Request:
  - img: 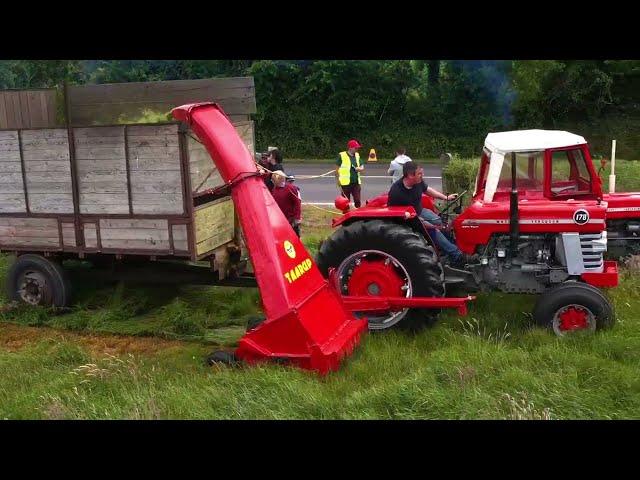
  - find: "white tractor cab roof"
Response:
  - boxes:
[480,129,588,203]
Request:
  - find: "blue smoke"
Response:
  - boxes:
[452,60,516,127]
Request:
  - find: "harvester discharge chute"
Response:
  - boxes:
[171,103,367,374]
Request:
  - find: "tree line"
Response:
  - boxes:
[1,60,638,158]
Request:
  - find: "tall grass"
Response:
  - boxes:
[2,279,640,419]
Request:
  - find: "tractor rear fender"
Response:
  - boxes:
[331,206,439,251]
[331,206,417,228]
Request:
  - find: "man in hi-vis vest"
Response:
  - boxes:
[335,139,365,208]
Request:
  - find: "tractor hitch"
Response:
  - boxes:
[339,295,476,316]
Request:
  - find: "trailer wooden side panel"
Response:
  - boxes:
[83,223,98,248]
[67,77,256,127]
[0,120,251,263]
[98,218,171,250]
[0,130,27,213]
[194,197,235,257]
[172,224,189,252]
[62,222,76,247]
[0,89,57,129]
[0,217,60,247]
[189,120,254,195]
[127,124,184,215]
[21,129,74,214]
[75,126,129,214]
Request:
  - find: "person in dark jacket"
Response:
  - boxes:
[259,148,285,191]
[271,170,302,237]
[268,148,284,173]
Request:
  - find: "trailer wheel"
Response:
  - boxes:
[6,254,72,308]
[317,219,445,332]
[533,281,614,336]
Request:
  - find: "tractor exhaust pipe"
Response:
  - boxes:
[510,151,519,257]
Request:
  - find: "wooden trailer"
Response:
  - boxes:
[0,78,257,307]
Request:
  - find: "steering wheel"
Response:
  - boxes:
[439,190,468,215]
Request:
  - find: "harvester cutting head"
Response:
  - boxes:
[171,102,367,374]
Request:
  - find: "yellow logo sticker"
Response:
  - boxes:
[284,240,296,259]
[284,258,313,284]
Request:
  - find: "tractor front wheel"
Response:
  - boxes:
[533,281,614,336]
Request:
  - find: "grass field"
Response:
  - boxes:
[2,177,640,419]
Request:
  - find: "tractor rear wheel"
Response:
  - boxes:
[533,281,614,336]
[317,219,445,332]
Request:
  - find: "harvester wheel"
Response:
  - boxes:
[206,350,238,367]
[6,254,71,308]
[533,281,615,336]
[317,219,445,332]
[246,315,265,331]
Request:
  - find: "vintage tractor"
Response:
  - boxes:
[318,130,619,336]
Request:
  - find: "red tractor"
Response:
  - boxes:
[318,130,619,336]
[603,192,640,260]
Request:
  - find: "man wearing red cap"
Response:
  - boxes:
[336,139,365,207]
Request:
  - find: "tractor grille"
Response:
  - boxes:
[580,232,607,272]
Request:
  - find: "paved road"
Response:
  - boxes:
[283,163,443,204]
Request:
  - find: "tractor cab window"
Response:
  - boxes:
[497,151,544,192]
[550,148,592,197]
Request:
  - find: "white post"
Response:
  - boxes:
[609,139,617,193]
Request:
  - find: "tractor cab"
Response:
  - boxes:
[453,130,610,258]
[474,130,603,203]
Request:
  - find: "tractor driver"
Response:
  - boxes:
[387,161,477,266]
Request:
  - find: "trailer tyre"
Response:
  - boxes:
[6,254,72,308]
[533,281,614,336]
[317,219,445,332]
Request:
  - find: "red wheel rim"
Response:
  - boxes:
[347,257,405,298]
[554,304,595,333]
[337,250,412,329]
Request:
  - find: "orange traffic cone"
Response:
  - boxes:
[368,148,378,163]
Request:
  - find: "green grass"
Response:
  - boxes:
[1,206,640,419]
[599,159,640,192]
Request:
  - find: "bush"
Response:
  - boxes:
[442,157,479,201]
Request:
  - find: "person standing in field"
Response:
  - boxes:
[335,139,364,208]
[257,148,285,191]
[270,170,302,237]
[388,146,412,183]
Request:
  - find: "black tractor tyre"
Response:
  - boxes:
[316,219,445,332]
[533,281,614,336]
[6,254,72,308]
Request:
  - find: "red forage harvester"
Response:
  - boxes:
[171,103,367,375]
